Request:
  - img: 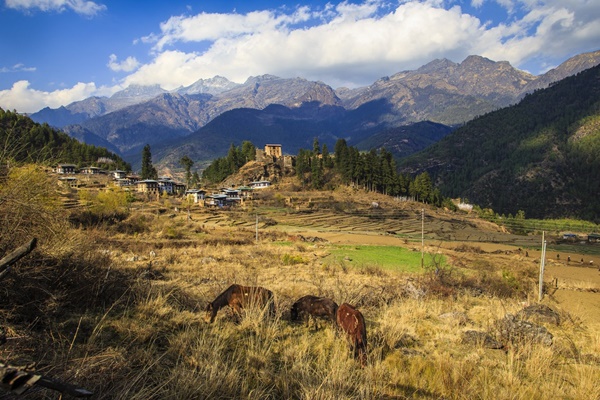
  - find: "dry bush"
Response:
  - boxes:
[0,164,65,255]
[113,213,153,235]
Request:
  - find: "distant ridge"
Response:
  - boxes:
[27,50,600,170]
[399,64,600,222]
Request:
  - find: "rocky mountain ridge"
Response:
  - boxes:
[29,50,600,162]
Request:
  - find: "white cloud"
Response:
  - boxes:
[5,0,106,16]
[126,0,599,90]
[0,80,100,113]
[129,1,487,89]
[3,0,600,113]
[107,54,140,72]
[149,6,314,51]
[0,63,36,73]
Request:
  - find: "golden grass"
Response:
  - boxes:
[2,198,599,399]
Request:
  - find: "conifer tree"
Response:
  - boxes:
[179,155,194,187]
[141,144,158,180]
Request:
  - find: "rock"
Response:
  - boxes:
[495,314,553,347]
[298,235,328,243]
[439,311,469,326]
[404,282,425,300]
[461,330,503,349]
[516,304,560,326]
[201,257,216,264]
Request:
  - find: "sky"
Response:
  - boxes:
[0,0,598,114]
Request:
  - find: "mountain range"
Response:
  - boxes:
[29,50,600,171]
[399,64,600,222]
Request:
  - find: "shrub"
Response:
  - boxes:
[281,253,305,265]
[0,164,65,254]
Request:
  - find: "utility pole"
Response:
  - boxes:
[421,208,424,268]
[539,231,547,301]
[255,213,259,244]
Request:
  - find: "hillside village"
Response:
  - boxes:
[54,143,294,209]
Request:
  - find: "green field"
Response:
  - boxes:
[326,245,445,273]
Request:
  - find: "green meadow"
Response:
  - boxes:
[327,245,445,273]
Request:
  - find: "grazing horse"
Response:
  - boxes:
[205,284,275,323]
[336,303,367,367]
[290,295,338,325]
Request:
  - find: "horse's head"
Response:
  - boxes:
[204,303,215,323]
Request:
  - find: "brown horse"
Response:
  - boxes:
[336,303,367,367]
[290,295,338,325]
[205,284,275,323]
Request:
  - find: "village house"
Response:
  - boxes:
[250,180,271,189]
[113,170,127,179]
[221,188,242,205]
[562,233,578,240]
[114,178,132,188]
[588,233,600,243]
[126,174,141,184]
[185,189,206,204]
[81,166,102,175]
[55,164,77,174]
[137,180,159,195]
[173,182,186,195]
[237,186,254,200]
[158,178,175,194]
[205,194,228,208]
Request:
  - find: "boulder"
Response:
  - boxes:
[516,304,560,326]
[495,314,553,347]
[461,330,503,349]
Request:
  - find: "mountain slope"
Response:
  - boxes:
[0,108,130,170]
[30,85,168,128]
[355,121,453,159]
[520,50,600,95]
[336,55,536,126]
[63,93,213,154]
[399,65,600,222]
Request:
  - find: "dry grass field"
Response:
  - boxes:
[2,184,599,399]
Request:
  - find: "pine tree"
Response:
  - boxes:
[179,155,194,187]
[141,144,158,180]
[241,141,256,162]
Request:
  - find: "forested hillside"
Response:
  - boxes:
[0,108,131,171]
[399,65,600,222]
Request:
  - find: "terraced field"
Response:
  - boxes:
[192,206,546,249]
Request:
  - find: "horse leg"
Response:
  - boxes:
[231,302,243,322]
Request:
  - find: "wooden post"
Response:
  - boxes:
[421,209,424,269]
[255,213,259,244]
[1,362,93,397]
[0,238,37,281]
[538,232,546,301]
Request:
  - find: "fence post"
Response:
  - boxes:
[538,232,546,301]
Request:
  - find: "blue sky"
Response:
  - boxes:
[1,0,598,113]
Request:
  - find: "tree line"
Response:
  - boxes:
[300,138,446,207]
[200,137,450,208]
[0,108,131,171]
[202,141,256,183]
[399,65,600,222]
